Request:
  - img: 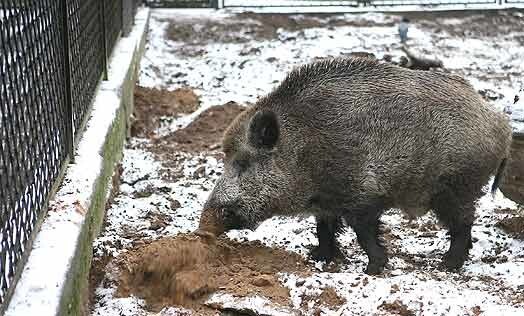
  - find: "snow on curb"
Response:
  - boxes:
[5,8,150,316]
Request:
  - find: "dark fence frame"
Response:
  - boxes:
[0,0,142,313]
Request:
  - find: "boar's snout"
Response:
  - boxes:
[203,188,252,232]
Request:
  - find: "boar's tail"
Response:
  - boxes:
[491,158,507,197]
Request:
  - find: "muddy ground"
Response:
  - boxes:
[91,85,347,315]
[91,9,524,316]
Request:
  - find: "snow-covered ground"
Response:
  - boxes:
[92,8,524,316]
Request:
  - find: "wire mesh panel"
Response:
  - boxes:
[0,0,68,308]
[123,0,134,36]
[123,0,142,36]
[68,0,105,135]
[0,0,141,312]
[105,0,123,57]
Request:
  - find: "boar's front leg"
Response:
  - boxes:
[345,211,387,275]
[310,215,343,262]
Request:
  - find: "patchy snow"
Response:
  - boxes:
[138,9,523,131]
[206,292,294,315]
[221,1,524,13]
[93,8,524,316]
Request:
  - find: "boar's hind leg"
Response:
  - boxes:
[310,215,343,262]
[345,211,387,275]
[432,190,475,271]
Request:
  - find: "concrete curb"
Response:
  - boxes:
[5,8,150,316]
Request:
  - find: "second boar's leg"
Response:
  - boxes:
[345,210,387,275]
[311,215,343,262]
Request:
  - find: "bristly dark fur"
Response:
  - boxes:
[206,56,513,275]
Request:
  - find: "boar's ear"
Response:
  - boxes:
[248,110,279,149]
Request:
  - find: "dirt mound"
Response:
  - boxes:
[132,86,200,137]
[198,208,225,236]
[154,101,245,153]
[116,234,311,313]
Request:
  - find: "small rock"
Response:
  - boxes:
[239,47,261,56]
[390,284,400,294]
[208,143,221,150]
[295,279,306,287]
[172,71,186,78]
[170,199,181,209]
[251,275,272,287]
[149,219,167,231]
[481,255,497,264]
[193,166,206,179]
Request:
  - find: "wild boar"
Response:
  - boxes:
[201,57,512,274]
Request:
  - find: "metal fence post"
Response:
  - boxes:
[101,0,108,80]
[61,0,74,159]
[121,0,124,35]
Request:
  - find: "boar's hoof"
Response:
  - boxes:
[309,244,344,263]
[365,258,387,275]
[440,253,466,271]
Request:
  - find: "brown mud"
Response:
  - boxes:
[131,86,200,137]
[166,13,396,47]
[116,234,312,313]
[154,101,245,154]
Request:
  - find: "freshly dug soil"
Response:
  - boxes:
[131,86,200,137]
[198,208,225,236]
[154,101,245,153]
[116,234,312,313]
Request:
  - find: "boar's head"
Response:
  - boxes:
[203,106,310,232]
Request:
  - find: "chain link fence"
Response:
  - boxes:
[0,0,142,312]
